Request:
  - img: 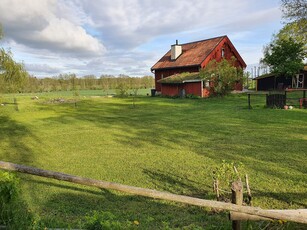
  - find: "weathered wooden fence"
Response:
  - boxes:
[0,161,306,225]
[247,89,307,109]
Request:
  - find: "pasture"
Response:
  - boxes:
[0,90,306,229]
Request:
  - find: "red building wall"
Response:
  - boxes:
[184,82,202,96]
[200,37,245,69]
[161,82,203,97]
[234,82,243,91]
[155,66,199,92]
[161,84,181,96]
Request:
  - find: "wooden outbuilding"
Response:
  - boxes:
[254,67,307,91]
[151,35,246,97]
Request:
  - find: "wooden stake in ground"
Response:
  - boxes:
[231,181,243,230]
[245,174,252,205]
[213,179,220,200]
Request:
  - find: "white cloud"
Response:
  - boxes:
[0,0,105,57]
[0,0,54,25]
[25,63,62,75]
[38,18,105,55]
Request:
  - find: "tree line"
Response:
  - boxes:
[5,74,155,94]
[0,65,154,94]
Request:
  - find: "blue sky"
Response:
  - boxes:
[0,0,284,78]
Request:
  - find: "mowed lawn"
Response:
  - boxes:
[0,91,307,229]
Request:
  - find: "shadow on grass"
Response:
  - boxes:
[252,189,307,208]
[0,115,39,165]
[25,178,229,229]
[143,169,211,199]
[35,98,201,151]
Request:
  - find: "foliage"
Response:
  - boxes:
[100,75,113,95]
[261,0,306,77]
[275,20,307,54]
[186,94,200,99]
[0,171,40,229]
[279,0,307,54]
[261,38,305,77]
[0,48,29,93]
[15,74,154,94]
[84,211,130,230]
[281,0,307,22]
[0,24,29,94]
[211,161,245,199]
[243,71,256,90]
[116,82,129,97]
[0,171,19,203]
[158,72,201,84]
[200,57,243,96]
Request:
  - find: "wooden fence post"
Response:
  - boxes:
[248,94,251,109]
[14,98,19,111]
[232,181,243,230]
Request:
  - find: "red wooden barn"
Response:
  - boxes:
[151,35,246,97]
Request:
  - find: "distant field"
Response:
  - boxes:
[0,91,306,229]
[1,88,152,98]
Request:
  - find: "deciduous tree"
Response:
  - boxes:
[281,0,307,22]
[200,57,242,96]
[275,21,306,53]
[279,0,307,52]
[0,24,29,93]
[261,38,304,77]
[0,48,28,93]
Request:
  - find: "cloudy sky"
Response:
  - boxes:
[0,0,283,77]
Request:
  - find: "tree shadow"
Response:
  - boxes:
[25,177,230,229]
[35,98,197,151]
[0,115,40,165]
[143,168,211,199]
[252,189,307,208]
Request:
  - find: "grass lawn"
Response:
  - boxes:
[0,90,307,229]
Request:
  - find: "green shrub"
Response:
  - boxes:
[0,171,40,229]
[115,83,129,97]
[186,94,200,99]
[84,211,130,230]
[211,161,245,200]
[0,172,19,203]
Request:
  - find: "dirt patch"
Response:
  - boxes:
[44,98,78,104]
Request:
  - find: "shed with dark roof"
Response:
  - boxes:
[254,66,307,91]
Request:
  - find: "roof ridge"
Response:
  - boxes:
[178,35,227,46]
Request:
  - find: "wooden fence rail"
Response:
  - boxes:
[0,161,306,224]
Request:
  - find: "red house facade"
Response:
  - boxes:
[151,36,246,97]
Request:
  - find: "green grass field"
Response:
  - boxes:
[0,90,307,229]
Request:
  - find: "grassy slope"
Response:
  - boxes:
[0,91,306,228]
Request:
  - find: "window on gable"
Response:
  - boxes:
[222,48,225,58]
